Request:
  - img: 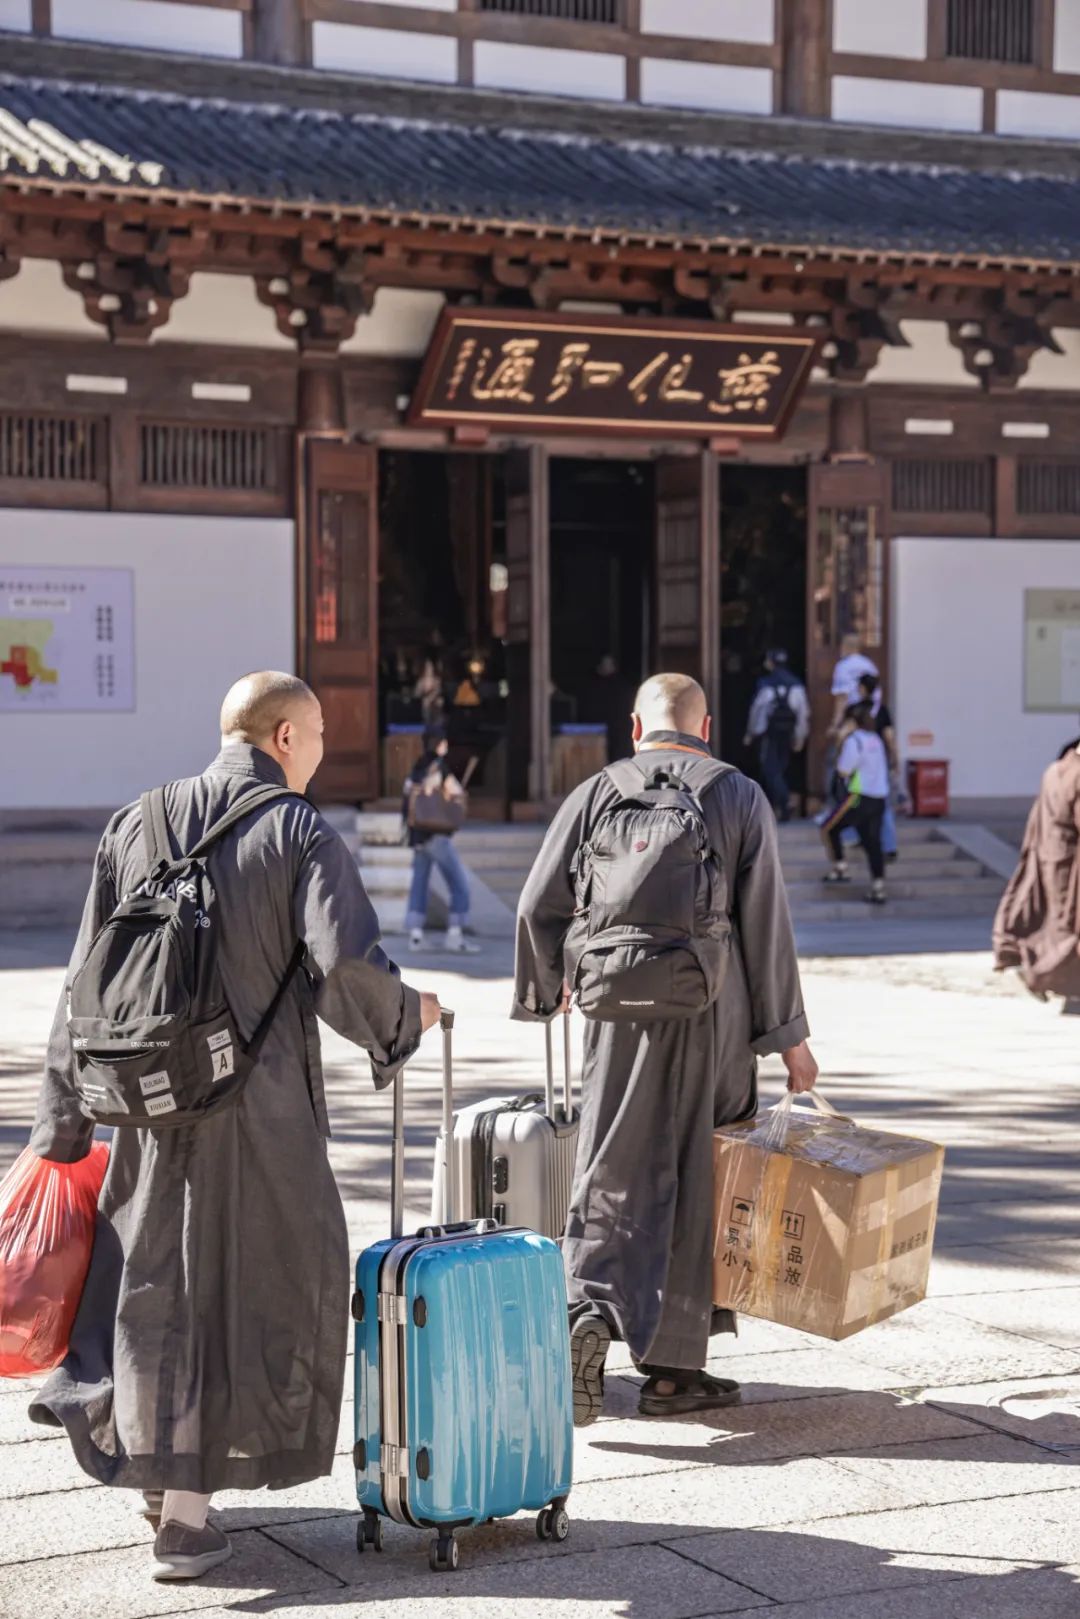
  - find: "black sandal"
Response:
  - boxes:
[570,1314,611,1427]
[638,1372,741,1417]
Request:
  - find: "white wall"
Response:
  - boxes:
[51,0,243,57]
[0,511,294,809]
[0,0,31,32]
[474,41,625,99]
[833,0,927,59]
[1054,0,1080,72]
[312,21,457,82]
[641,58,772,114]
[641,0,773,45]
[866,320,979,388]
[997,88,1080,140]
[832,75,983,131]
[893,536,1080,800]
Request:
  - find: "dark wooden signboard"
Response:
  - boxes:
[409,309,818,440]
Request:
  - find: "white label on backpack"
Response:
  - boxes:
[211,1043,235,1081]
[620,1000,655,1006]
[139,1070,171,1098]
[206,1030,232,1053]
[144,1093,177,1117]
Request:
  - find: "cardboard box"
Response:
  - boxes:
[713,1102,944,1340]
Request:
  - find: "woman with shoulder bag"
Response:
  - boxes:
[403,728,481,954]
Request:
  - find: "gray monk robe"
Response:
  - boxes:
[29,742,420,1494]
[513,732,808,1372]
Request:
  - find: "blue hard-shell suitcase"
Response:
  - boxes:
[353,1009,574,1571]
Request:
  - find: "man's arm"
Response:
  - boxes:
[512,777,597,1022]
[733,780,815,1088]
[30,827,121,1162]
[793,685,812,752]
[294,823,435,1088]
[744,688,771,747]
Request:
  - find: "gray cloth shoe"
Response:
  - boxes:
[151,1520,232,1582]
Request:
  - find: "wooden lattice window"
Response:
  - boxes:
[0,412,101,484]
[139,423,278,491]
[1017,459,1080,516]
[479,0,622,20]
[892,458,993,514]
[946,0,1034,63]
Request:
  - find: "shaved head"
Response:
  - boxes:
[633,673,708,737]
[220,671,316,745]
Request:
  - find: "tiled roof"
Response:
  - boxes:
[3,71,1080,265]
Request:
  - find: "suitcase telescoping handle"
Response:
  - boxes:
[544,1013,575,1124]
[390,1006,456,1240]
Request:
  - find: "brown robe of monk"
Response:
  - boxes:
[993,748,1080,999]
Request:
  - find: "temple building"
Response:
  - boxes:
[3,0,1080,818]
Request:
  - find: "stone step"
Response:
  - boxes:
[790,893,1000,921]
[781,857,983,883]
[786,874,1005,903]
[782,839,962,865]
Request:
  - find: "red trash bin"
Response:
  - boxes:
[907,759,949,817]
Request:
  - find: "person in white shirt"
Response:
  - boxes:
[829,634,879,735]
[820,700,890,904]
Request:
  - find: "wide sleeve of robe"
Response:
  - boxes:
[294,821,422,1088]
[512,777,600,1023]
[30,818,123,1164]
[732,779,810,1057]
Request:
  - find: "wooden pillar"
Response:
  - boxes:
[505,444,551,808]
[252,0,305,66]
[780,0,830,119]
[699,448,722,745]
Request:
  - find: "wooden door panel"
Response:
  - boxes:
[303,439,378,803]
[654,454,721,732]
[505,446,550,805]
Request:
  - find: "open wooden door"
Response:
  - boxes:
[654,452,721,738]
[302,439,379,802]
[505,444,550,808]
[806,460,888,795]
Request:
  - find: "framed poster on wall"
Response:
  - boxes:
[0,566,135,712]
[1024,588,1080,713]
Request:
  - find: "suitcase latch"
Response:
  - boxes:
[377,1292,407,1326]
[380,1443,409,1478]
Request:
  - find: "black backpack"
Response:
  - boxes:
[564,756,733,1022]
[766,679,798,740]
[66,784,305,1129]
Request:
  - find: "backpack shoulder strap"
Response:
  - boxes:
[602,757,650,799]
[142,784,305,877]
[186,785,304,861]
[140,787,174,876]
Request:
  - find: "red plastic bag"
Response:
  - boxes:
[0,1143,108,1378]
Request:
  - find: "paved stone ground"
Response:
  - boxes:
[1,924,1078,1617]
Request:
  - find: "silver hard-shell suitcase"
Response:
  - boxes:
[430,1016,580,1239]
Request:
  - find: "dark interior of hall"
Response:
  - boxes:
[719,464,808,783]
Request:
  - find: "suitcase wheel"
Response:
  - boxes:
[356,1508,383,1554]
[536,1505,570,1543]
[429,1532,459,1573]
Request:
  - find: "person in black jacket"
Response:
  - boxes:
[402,728,480,954]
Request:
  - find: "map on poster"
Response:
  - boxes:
[1024,588,1080,712]
[0,566,135,711]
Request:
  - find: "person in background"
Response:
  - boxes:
[829,632,879,736]
[414,656,444,730]
[994,740,1080,1005]
[821,698,890,905]
[841,673,902,861]
[583,653,635,762]
[403,728,480,955]
[743,649,810,822]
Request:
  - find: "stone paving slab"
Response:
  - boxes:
[1,1485,167,1566]
[671,1488,1080,1599]
[936,1284,1080,1351]
[925,1240,1080,1299]
[920,1375,1080,1452]
[0,1528,339,1619]
[167,1541,772,1619]
[837,1304,1080,1385]
[0,1390,60,1445]
[0,1435,97,1499]
[932,1197,1079,1247]
[827,1429,1080,1506]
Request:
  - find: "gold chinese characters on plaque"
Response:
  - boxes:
[408,311,819,439]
